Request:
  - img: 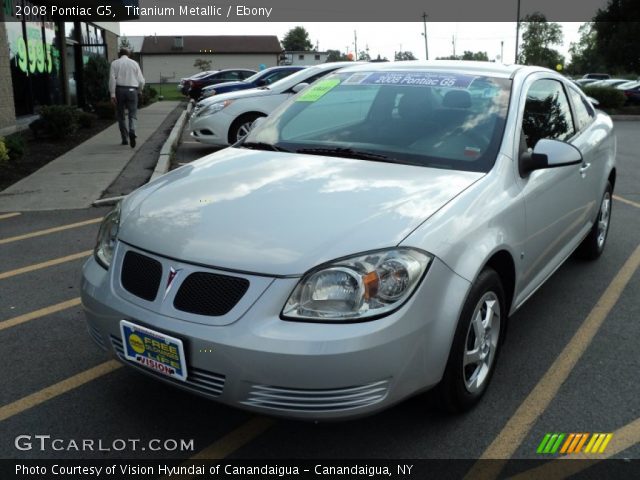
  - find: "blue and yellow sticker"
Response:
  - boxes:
[120,320,187,381]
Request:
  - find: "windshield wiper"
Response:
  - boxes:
[241,141,290,153]
[296,147,421,166]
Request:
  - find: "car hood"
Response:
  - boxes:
[119,148,483,276]
[202,80,248,92]
[196,87,272,107]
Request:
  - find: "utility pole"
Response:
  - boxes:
[354,30,358,61]
[500,40,504,63]
[422,12,429,60]
[452,35,456,57]
[515,0,521,63]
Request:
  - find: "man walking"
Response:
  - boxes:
[109,48,145,148]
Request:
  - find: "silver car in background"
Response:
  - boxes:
[83,62,615,420]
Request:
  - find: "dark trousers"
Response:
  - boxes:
[116,86,138,141]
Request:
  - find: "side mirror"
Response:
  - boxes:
[291,83,309,94]
[519,139,583,177]
[251,117,266,130]
[256,79,267,87]
[586,96,599,107]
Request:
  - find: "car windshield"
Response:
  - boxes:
[244,70,511,172]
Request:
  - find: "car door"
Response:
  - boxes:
[565,85,604,221]
[515,76,594,300]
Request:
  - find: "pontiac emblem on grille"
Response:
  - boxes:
[164,267,181,300]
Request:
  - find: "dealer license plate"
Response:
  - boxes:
[120,320,187,381]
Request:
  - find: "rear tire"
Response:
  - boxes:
[228,113,264,144]
[576,181,613,260]
[437,268,506,413]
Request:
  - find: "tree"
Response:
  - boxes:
[193,58,212,72]
[394,51,417,61]
[83,55,110,106]
[282,26,313,51]
[326,49,349,62]
[461,51,489,61]
[371,54,389,62]
[357,49,371,61]
[436,51,489,61]
[519,13,565,70]
[593,0,640,73]
[567,23,604,75]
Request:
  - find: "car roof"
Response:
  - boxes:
[335,60,524,79]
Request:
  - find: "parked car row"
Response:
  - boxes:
[190,62,355,145]
[573,76,640,105]
[86,61,616,420]
[200,66,305,99]
[178,69,256,99]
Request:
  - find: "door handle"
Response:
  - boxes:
[579,163,591,176]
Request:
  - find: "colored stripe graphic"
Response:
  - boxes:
[539,433,613,454]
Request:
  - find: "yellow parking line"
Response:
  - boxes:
[158,417,276,480]
[0,360,122,422]
[0,212,21,220]
[0,250,92,280]
[465,243,640,480]
[613,195,640,209]
[0,298,81,332]
[509,417,640,479]
[0,217,102,245]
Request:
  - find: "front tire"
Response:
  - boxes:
[438,268,505,412]
[576,181,613,260]
[228,113,264,144]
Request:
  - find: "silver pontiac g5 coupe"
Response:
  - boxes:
[82,62,616,420]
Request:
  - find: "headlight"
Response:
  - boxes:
[202,100,232,116]
[94,203,121,269]
[282,248,431,322]
[203,89,216,98]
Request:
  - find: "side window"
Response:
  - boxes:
[265,70,291,84]
[568,87,595,132]
[304,70,336,85]
[522,79,575,149]
[222,72,240,81]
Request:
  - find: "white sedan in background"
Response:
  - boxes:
[189,62,354,146]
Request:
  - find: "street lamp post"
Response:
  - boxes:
[515,0,521,63]
[422,12,429,60]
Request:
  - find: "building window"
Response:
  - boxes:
[5,3,64,116]
[315,54,321,60]
[298,54,304,60]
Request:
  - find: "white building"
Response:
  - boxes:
[139,35,282,84]
[279,51,329,66]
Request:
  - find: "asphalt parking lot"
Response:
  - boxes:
[0,122,638,476]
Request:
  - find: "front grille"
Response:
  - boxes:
[173,272,249,316]
[121,251,162,302]
[110,336,225,397]
[243,380,389,412]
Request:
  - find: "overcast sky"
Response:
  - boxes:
[121,22,583,64]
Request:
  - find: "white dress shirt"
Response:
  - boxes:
[109,55,145,97]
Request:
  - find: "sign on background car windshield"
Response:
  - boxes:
[345,71,476,88]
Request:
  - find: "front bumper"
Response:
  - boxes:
[81,245,470,420]
[188,110,232,146]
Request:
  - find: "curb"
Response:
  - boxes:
[91,102,192,207]
[149,101,193,182]
[149,111,183,182]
